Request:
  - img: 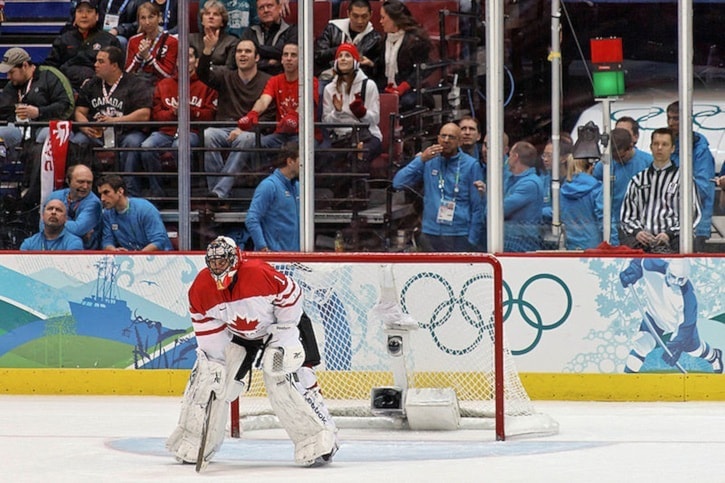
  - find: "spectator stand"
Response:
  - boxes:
[0,0,67,68]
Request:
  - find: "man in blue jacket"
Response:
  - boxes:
[503,141,544,252]
[245,143,300,251]
[393,123,483,252]
[44,164,102,250]
[667,101,716,252]
[20,199,84,251]
[97,174,172,251]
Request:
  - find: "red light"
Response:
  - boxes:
[590,37,623,64]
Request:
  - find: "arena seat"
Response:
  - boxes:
[285,1,332,39]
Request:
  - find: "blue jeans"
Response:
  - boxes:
[0,124,49,160]
[141,131,200,196]
[204,127,256,197]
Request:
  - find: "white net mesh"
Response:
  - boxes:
[236,255,557,436]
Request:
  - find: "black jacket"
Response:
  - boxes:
[313,18,383,78]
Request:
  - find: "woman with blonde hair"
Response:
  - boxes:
[559,156,604,250]
[189,0,239,69]
[125,2,178,84]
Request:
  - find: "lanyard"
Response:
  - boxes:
[438,157,461,202]
[161,0,170,29]
[106,0,132,15]
[18,77,32,103]
[102,74,122,104]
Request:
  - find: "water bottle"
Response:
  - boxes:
[334,231,344,252]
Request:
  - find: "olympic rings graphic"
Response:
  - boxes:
[503,274,572,355]
[400,272,492,355]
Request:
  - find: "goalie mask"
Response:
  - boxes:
[665,259,690,287]
[205,236,241,290]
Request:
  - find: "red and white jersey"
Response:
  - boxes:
[188,259,303,361]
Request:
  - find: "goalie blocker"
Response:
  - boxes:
[166,236,338,468]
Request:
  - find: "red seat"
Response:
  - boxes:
[285,1,333,39]
[189,1,200,34]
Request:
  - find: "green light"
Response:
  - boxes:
[592,70,625,97]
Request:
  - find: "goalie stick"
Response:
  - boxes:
[196,347,257,472]
[195,391,216,473]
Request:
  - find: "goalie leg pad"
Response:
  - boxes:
[166,347,247,463]
[263,368,338,466]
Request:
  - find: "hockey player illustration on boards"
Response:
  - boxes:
[619,258,722,374]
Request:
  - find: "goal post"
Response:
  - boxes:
[229,252,557,441]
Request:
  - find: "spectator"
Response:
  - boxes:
[72,46,152,196]
[314,0,383,80]
[190,0,240,70]
[43,164,103,250]
[140,45,217,199]
[593,127,650,246]
[20,199,84,251]
[245,143,300,251]
[503,141,544,252]
[560,157,603,250]
[620,128,701,253]
[45,0,122,92]
[215,0,259,38]
[97,174,172,251]
[319,43,381,200]
[0,47,74,160]
[198,38,273,200]
[614,115,653,165]
[239,0,298,75]
[68,0,179,47]
[236,43,319,170]
[666,101,716,251]
[125,2,178,85]
[392,122,483,252]
[377,0,431,113]
[110,0,179,41]
[458,116,482,164]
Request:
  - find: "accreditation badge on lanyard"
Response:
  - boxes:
[103,13,120,31]
[437,199,456,225]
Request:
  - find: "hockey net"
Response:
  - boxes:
[231,252,557,440]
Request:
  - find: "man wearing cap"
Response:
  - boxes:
[0,47,75,161]
[44,0,122,91]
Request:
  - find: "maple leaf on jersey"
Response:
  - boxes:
[232,315,259,332]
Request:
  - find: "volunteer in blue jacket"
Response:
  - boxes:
[393,122,483,252]
[503,141,544,252]
[20,199,84,251]
[245,143,300,251]
[560,157,604,250]
[97,174,172,251]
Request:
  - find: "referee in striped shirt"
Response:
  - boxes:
[619,127,701,253]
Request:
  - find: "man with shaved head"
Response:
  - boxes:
[20,199,84,251]
[393,122,484,252]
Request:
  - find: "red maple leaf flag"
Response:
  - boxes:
[232,315,259,332]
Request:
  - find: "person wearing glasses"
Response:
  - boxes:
[392,123,483,252]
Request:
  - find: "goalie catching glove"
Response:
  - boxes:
[263,324,305,377]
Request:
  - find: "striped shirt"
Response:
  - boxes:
[620,161,701,238]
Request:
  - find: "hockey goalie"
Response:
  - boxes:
[167,236,339,469]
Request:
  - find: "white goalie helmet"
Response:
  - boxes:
[205,236,242,290]
[665,259,690,287]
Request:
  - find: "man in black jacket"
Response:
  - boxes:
[45,0,122,91]
[314,0,382,80]
[0,47,75,158]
